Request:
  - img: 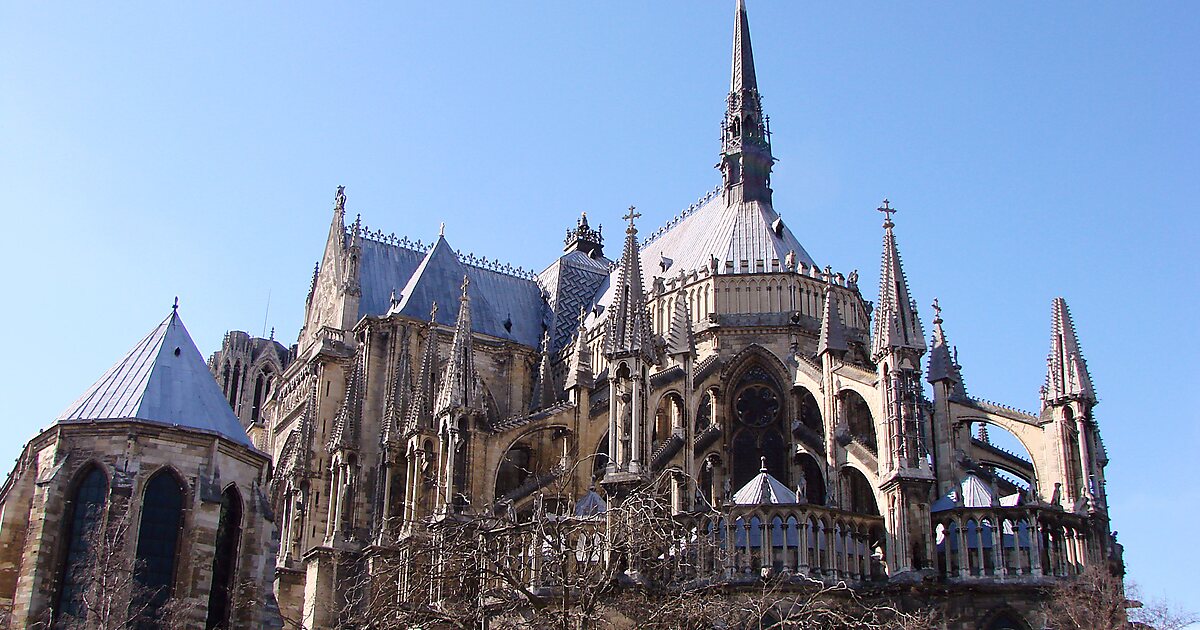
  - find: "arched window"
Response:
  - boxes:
[592,431,610,482]
[495,444,533,501]
[134,470,185,624]
[205,487,243,629]
[55,465,109,621]
[729,365,788,489]
[251,374,265,422]
[794,453,826,505]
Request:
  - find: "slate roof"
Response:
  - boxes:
[57,310,254,447]
[930,474,1020,513]
[731,465,798,505]
[538,249,609,352]
[358,234,547,348]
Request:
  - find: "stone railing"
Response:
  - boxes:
[930,506,1098,581]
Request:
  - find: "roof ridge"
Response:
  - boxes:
[353,222,539,281]
[640,185,723,248]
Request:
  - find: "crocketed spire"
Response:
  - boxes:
[1043,297,1096,404]
[406,304,440,432]
[817,287,849,357]
[603,208,656,363]
[381,332,412,450]
[927,298,967,397]
[564,310,594,391]
[665,285,694,357]
[719,0,774,203]
[326,351,364,453]
[435,276,486,418]
[871,200,925,360]
[529,328,558,411]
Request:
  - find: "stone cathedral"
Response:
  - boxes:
[207,2,1119,628]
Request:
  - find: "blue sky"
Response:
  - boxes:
[2,0,1197,611]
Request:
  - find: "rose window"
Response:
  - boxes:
[734,385,779,428]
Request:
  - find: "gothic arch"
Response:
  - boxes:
[978,607,1032,630]
[490,424,571,504]
[134,467,188,622]
[839,389,876,454]
[840,465,880,516]
[721,344,791,386]
[958,415,1044,486]
[726,350,791,489]
[54,462,110,621]
[206,484,244,629]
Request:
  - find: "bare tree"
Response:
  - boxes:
[318,467,939,630]
[1042,564,1196,630]
[42,504,194,630]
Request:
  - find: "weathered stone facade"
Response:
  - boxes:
[241,2,1120,628]
[0,312,281,629]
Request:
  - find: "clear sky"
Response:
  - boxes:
[2,0,1197,612]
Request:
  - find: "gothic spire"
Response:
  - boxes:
[1042,297,1095,404]
[871,200,926,360]
[817,287,849,357]
[564,310,594,391]
[530,328,558,411]
[406,304,440,432]
[603,208,656,363]
[731,0,758,95]
[665,284,694,357]
[381,331,412,449]
[927,298,966,396]
[326,351,364,453]
[719,0,773,203]
[435,276,485,418]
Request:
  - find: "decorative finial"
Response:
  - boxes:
[172,296,179,313]
[439,222,445,237]
[759,456,767,473]
[623,205,641,233]
[877,198,897,226]
[430,301,439,322]
[269,327,275,340]
[931,298,942,324]
[460,274,470,297]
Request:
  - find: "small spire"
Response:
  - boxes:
[604,206,656,363]
[977,422,990,444]
[817,286,849,357]
[871,200,925,359]
[1043,297,1096,404]
[927,298,966,395]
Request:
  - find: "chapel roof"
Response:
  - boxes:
[57,307,254,448]
[731,463,798,505]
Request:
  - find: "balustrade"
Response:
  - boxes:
[931,506,1095,581]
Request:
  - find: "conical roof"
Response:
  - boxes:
[57,308,253,447]
[1043,297,1095,403]
[731,461,797,505]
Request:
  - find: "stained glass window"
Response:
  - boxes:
[134,471,184,627]
[205,487,242,629]
[56,465,108,620]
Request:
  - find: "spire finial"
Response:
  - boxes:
[931,298,942,324]
[759,456,767,473]
[878,199,896,227]
[460,274,470,299]
[430,301,439,323]
[172,296,179,313]
[439,222,445,237]
[334,185,346,213]
[623,206,641,233]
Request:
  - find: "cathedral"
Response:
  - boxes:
[0,1,1120,629]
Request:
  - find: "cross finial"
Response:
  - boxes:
[759,456,767,473]
[430,301,439,322]
[439,222,445,237]
[877,198,897,226]
[172,296,179,313]
[623,205,641,232]
[931,298,942,323]
[460,274,471,297]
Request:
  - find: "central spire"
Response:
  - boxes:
[719,0,774,204]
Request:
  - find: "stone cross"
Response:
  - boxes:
[877,198,896,223]
[623,206,641,231]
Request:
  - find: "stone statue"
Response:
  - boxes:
[784,250,796,271]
